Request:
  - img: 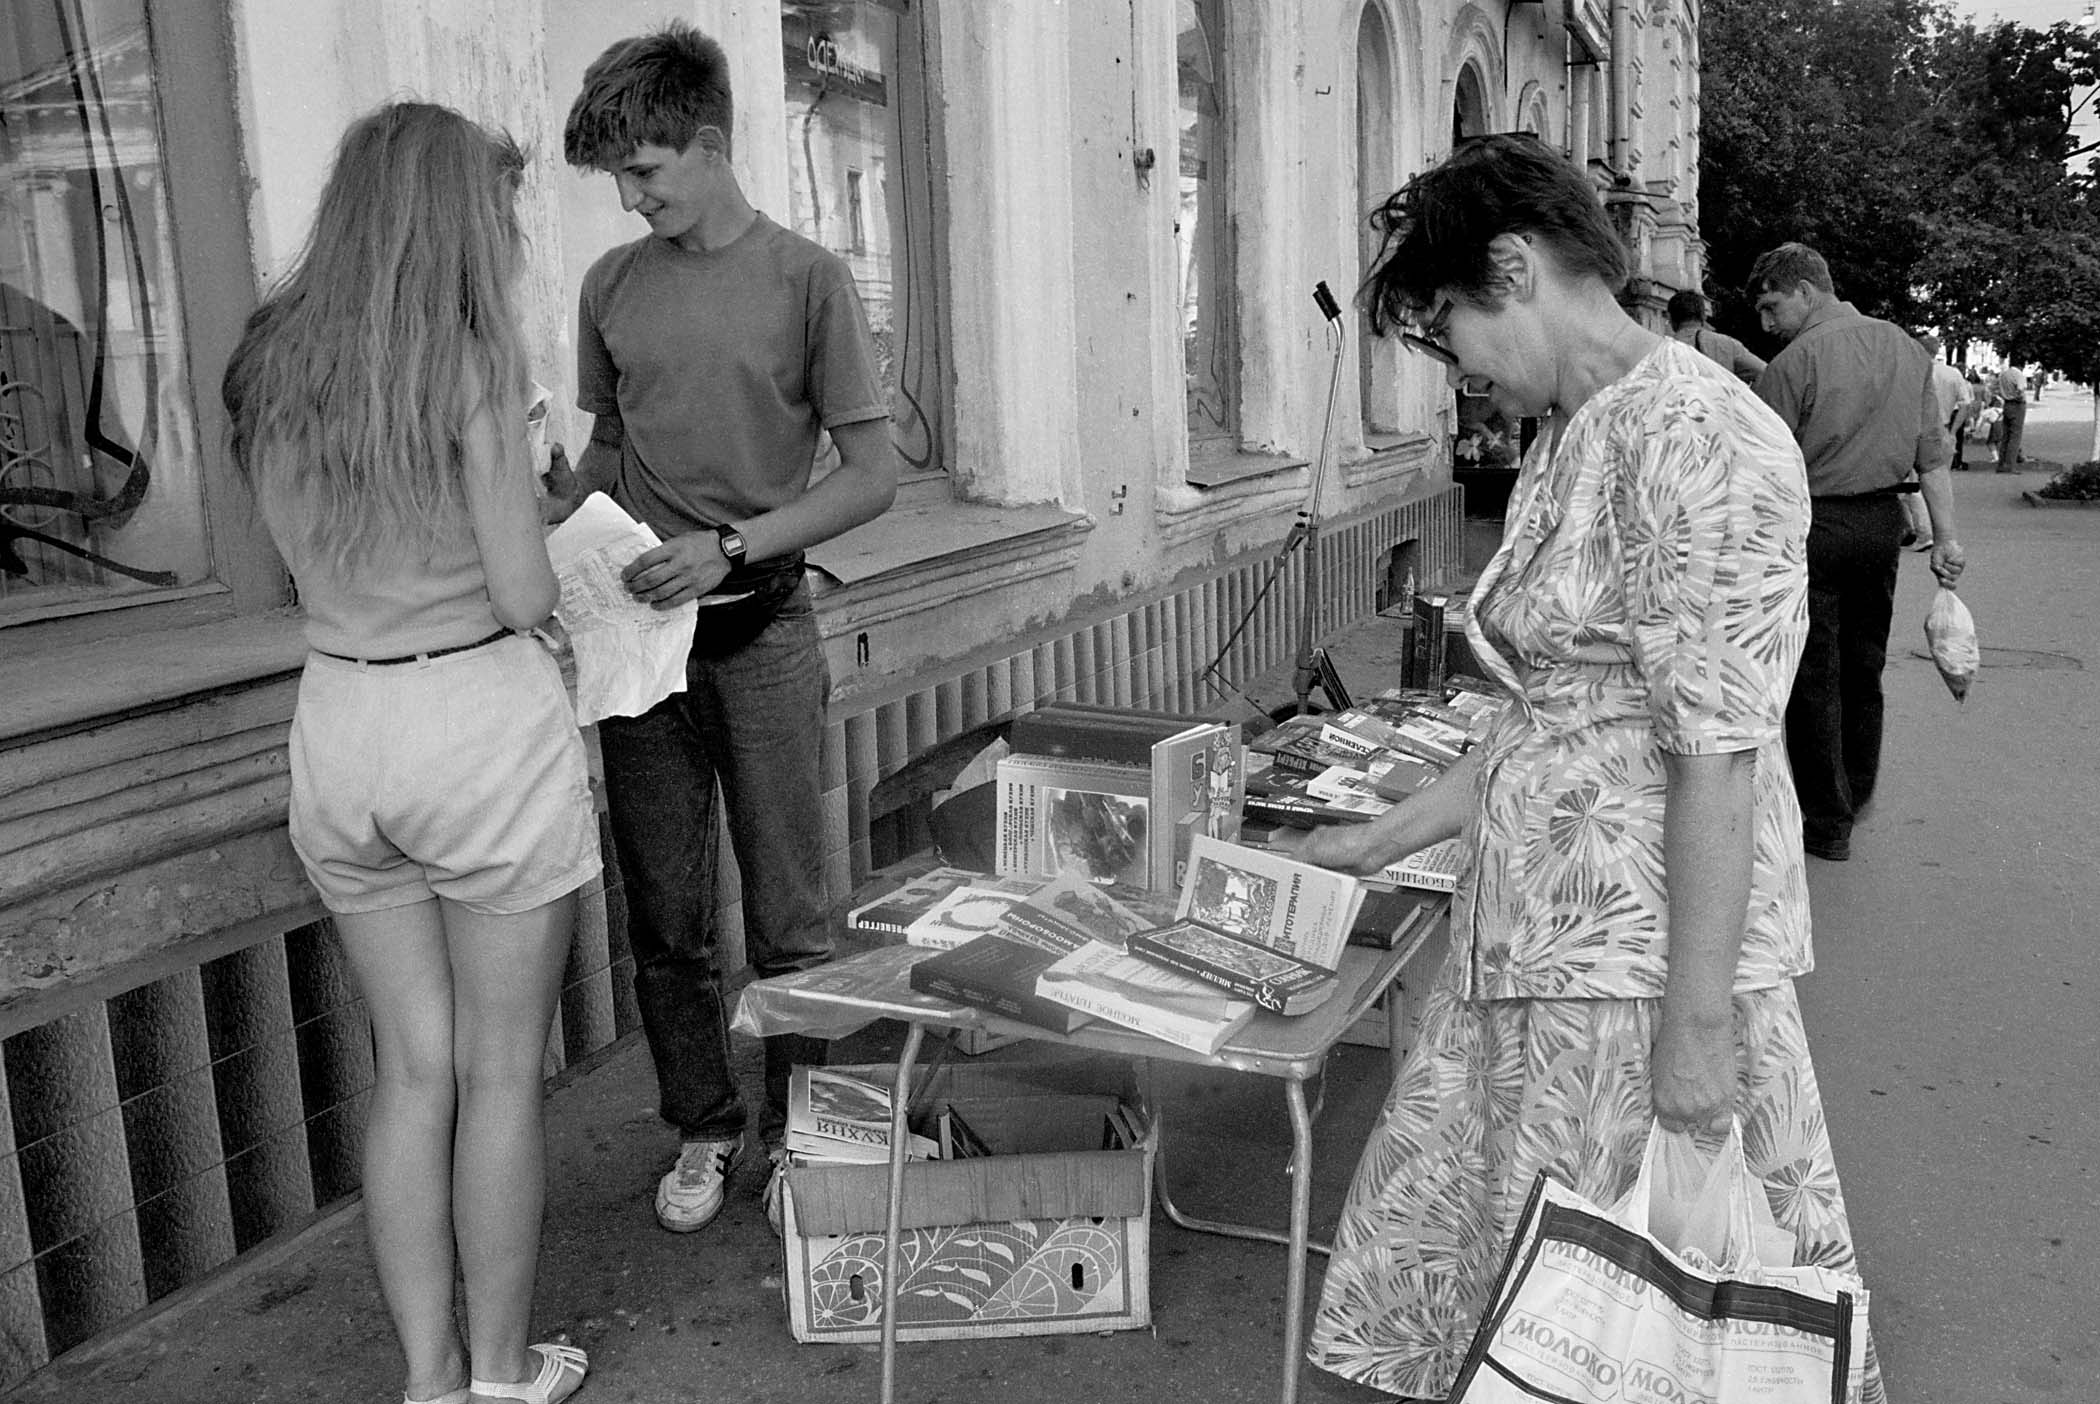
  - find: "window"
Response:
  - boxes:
[1177,0,1236,451]
[1,1,213,623]
[1453,64,1490,145]
[781,0,947,478]
[845,167,867,253]
[1355,3,1399,437]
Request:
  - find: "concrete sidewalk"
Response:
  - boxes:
[5,436,2095,1404]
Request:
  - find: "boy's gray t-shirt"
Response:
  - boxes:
[575,212,888,545]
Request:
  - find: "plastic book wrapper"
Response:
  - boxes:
[732,945,981,1041]
[543,492,697,725]
[1924,587,1978,702]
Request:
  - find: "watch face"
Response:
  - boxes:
[717,526,746,562]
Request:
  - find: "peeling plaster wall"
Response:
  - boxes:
[227,0,568,445]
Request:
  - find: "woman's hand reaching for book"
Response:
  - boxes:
[1272,816,1410,877]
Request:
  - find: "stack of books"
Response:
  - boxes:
[893,835,1395,1055]
[1243,680,1507,894]
[993,702,1244,895]
[783,1066,940,1167]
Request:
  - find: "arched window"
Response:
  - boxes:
[1178,0,1237,452]
[1453,63,1489,144]
[1356,3,1399,435]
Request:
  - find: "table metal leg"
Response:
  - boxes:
[1388,980,1407,1083]
[1147,1057,1333,1257]
[1280,1076,1316,1404]
[878,1022,927,1404]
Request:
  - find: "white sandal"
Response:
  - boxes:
[469,1342,586,1404]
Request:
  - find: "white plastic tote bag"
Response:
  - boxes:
[1450,1124,1870,1403]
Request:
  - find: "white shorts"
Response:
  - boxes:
[287,634,601,915]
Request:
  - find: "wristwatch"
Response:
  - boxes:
[714,523,747,566]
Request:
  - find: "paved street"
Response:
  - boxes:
[4,401,2094,1404]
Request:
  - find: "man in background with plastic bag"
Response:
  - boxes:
[1751,242,1967,862]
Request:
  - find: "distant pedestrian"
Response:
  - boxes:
[1751,241,1966,862]
[1666,287,1766,384]
[1992,363,2027,470]
[1912,333,1966,546]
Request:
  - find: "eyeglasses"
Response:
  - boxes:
[1399,296,1457,366]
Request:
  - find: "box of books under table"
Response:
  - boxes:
[777,1057,1154,1344]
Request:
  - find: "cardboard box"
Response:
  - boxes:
[779,1059,1154,1343]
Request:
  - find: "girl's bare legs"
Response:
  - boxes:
[333,900,469,1402]
[444,893,576,1396]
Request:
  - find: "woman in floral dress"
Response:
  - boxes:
[1285,135,1882,1403]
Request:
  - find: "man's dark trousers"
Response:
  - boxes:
[597,581,833,1147]
[1787,495,1906,857]
[1997,394,2026,471]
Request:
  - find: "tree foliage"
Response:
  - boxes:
[1700,0,2100,380]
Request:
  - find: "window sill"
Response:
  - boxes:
[808,490,1090,636]
[1184,448,1308,490]
[1342,434,1440,490]
[0,607,310,749]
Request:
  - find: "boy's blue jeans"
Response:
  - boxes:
[597,580,832,1146]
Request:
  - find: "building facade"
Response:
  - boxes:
[0,0,1701,1385]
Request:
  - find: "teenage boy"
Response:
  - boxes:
[559,23,897,1233]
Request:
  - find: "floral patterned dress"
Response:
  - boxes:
[1306,338,1884,1402]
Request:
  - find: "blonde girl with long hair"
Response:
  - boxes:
[224,101,595,1404]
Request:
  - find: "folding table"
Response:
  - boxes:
[733,901,1448,1404]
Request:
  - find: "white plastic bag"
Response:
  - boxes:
[1924,587,1979,702]
[1627,1124,1797,1271]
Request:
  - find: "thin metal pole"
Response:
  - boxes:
[878,1022,927,1404]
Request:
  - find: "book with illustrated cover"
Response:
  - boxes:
[1374,836,1471,892]
[903,870,1160,1033]
[1013,869,1166,946]
[845,865,984,934]
[995,753,1153,889]
[1033,941,1257,1055]
[1243,762,1381,829]
[1002,709,1244,894]
[1123,834,1367,1015]
[1366,751,1444,801]
[1150,720,1245,891]
[903,883,1046,950]
[784,1067,939,1165]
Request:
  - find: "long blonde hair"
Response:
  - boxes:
[223,101,528,572]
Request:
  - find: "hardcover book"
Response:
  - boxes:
[909,934,1094,1034]
[995,753,1153,888]
[1373,836,1471,892]
[1001,710,1244,894]
[1123,834,1368,1015]
[1407,593,1449,692]
[1347,884,1446,950]
[1303,764,1398,818]
[1008,701,1208,767]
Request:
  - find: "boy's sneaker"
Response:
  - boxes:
[655,1135,744,1233]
